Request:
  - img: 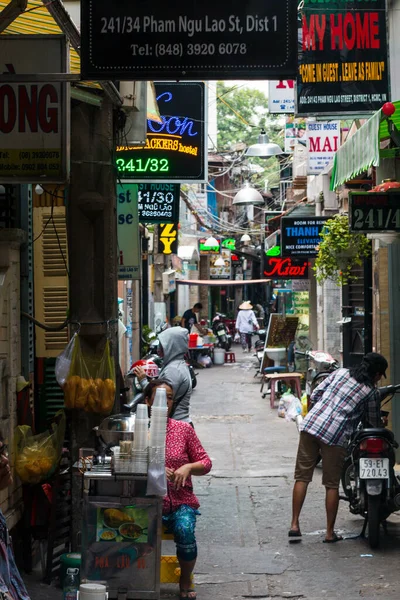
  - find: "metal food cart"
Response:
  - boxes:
[81,463,162,600]
[79,411,163,600]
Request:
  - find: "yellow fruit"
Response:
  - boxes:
[75,395,87,409]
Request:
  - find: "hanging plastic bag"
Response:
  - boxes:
[55,333,78,387]
[234,332,240,343]
[62,336,116,415]
[14,411,66,484]
[146,449,167,497]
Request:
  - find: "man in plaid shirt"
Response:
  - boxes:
[289,352,388,544]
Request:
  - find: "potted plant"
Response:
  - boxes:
[314,214,371,285]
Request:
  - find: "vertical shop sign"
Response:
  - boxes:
[0,35,69,183]
[117,185,140,280]
[158,223,178,255]
[297,0,389,115]
[307,121,340,174]
[268,80,295,113]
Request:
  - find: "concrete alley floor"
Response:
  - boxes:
[26,349,400,599]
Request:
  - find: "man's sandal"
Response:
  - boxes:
[288,528,302,542]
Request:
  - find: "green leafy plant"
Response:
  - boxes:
[314,214,371,286]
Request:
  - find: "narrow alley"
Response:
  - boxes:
[26,353,400,600]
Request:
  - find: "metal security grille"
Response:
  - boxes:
[342,258,373,368]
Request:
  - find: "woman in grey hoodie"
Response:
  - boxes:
[134,327,192,423]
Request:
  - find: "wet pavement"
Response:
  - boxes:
[26,349,400,599]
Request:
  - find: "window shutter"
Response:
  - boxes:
[33,207,69,357]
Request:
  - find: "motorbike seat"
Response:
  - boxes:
[353,427,395,443]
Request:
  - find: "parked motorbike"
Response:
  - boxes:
[340,383,400,548]
[294,349,339,404]
[124,348,197,413]
[212,314,232,351]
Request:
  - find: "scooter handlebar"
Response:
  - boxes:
[378,383,400,400]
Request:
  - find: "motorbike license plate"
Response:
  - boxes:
[359,458,389,479]
[217,330,225,337]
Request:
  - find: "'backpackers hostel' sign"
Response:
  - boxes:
[281,217,329,257]
[0,35,69,183]
[116,82,206,183]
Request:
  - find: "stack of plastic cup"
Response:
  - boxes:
[149,388,168,463]
[132,404,149,473]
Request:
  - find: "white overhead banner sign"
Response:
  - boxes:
[0,35,69,183]
[306,121,340,175]
[268,80,295,114]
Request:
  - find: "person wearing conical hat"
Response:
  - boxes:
[235,301,259,353]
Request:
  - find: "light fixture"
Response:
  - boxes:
[204,235,220,247]
[245,129,283,158]
[214,256,225,267]
[35,184,44,196]
[233,182,264,206]
[240,233,251,243]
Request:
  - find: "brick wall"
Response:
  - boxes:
[0,234,25,529]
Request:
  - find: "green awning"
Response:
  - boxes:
[330,100,400,190]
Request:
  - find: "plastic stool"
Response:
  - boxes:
[262,373,303,408]
[225,352,236,363]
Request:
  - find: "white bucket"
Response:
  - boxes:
[78,583,108,600]
[213,348,225,365]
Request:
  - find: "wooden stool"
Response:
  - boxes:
[260,366,286,396]
[225,352,236,363]
[262,372,303,409]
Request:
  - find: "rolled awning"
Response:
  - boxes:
[330,110,381,190]
[176,279,270,286]
[331,100,400,190]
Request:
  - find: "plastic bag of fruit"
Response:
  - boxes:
[14,410,66,485]
[61,336,116,415]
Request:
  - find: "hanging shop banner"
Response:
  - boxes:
[281,216,330,257]
[268,80,295,114]
[307,121,340,174]
[117,186,140,280]
[158,223,179,255]
[264,256,309,280]
[349,191,400,233]
[210,249,232,280]
[0,35,69,183]
[81,0,297,80]
[285,117,306,153]
[118,182,180,223]
[297,0,389,116]
[117,82,206,183]
[198,237,221,255]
